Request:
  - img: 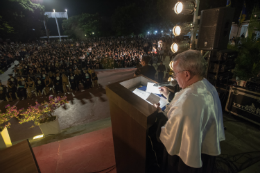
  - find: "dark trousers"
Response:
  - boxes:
[161,149,216,173]
[17,88,27,99]
[55,85,63,93]
[158,72,164,83]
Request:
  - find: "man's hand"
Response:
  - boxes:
[159,86,169,98]
[153,103,161,111]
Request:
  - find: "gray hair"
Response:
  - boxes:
[173,50,207,77]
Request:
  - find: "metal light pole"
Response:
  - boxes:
[190,0,200,49]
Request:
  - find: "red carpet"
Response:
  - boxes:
[33,127,116,173]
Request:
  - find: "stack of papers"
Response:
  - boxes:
[133,87,168,109]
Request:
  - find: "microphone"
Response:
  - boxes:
[153,80,177,87]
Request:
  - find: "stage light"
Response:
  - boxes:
[172,23,193,36]
[53,9,55,12]
[173,26,181,36]
[171,41,190,53]
[169,61,174,70]
[33,134,44,139]
[171,43,179,53]
[173,1,195,15]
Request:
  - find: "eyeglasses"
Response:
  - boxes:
[172,70,188,78]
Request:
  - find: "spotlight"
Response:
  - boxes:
[173,1,195,15]
[169,61,174,70]
[171,41,190,53]
[53,9,55,12]
[33,134,44,140]
[172,23,193,36]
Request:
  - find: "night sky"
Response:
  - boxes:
[40,0,259,36]
[43,0,124,17]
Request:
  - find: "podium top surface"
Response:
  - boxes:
[106,75,158,128]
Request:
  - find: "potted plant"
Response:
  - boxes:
[0,105,22,149]
[230,38,260,87]
[19,96,68,136]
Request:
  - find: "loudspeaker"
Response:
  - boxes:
[197,7,235,50]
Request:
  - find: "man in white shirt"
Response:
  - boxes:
[155,50,225,173]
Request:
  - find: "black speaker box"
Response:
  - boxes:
[197,7,235,50]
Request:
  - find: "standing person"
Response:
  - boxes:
[91,70,98,88]
[44,76,53,95]
[155,50,225,173]
[35,76,44,96]
[157,61,166,83]
[134,56,156,80]
[62,73,70,93]
[74,69,82,91]
[26,77,35,98]
[54,72,62,94]
[17,76,27,100]
[0,80,8,101]
[82,70,92,89]
[69,73,76,91]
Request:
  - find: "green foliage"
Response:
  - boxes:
[0,105,23,131]
[0,0,45,41]
[232,38,260,80]
[0,16,14,33]
[62,13,108,39]
[19,96,68,127]
[248,6,260,39]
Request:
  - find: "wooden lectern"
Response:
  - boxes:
[106,75,159,173]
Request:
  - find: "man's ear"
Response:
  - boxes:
[185,71,192,81]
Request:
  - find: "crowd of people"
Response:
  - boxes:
[0,36,172,102]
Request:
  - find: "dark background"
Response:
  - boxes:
[41,0,259,36]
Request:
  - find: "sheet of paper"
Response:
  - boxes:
[146,82,161,94]
[146,93,160,105]
[159,97,168,108]
[133,89,150,100]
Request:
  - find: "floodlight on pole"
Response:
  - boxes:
[171,41,190,53]
[172,23,193,36]
[53,9,55,12]
[173,1,195,15]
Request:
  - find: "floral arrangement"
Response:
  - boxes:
[0,105,23,131]
[19,96,68,127]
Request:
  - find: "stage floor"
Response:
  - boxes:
[33,127,116,173]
